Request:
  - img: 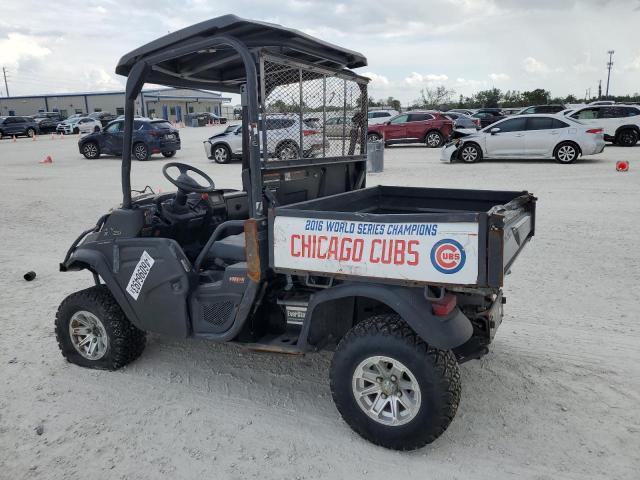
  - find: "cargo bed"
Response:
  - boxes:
[269,186,536,288]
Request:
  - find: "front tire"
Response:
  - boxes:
[459,143,482,163]
[616,129,638,147]
[425,130,444,148]
[26,128,36,138]
[554,142,578,164]
[161,150,176,158]
[82,141,100,159]
[367,133,381,143]
[55,285,146,370]
[133,142,150,161]
[94,125,100,133]
[212,144,230,164]
[330,314,461,451]
[73,127,80,135]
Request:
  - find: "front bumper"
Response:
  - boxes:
[56,125,74,134]
[440,142,459,163]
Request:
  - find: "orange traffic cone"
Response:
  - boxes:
[59,133,63,140]
[39,155,53,164]
[32,134,36,141]
[50,134,55,140]
[12,135,16,142]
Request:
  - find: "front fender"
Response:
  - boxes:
[302,282,473,350]
[61,249,141,328]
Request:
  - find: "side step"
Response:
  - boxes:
[244,332,305,355]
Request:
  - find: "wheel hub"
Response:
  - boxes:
[69,311,108,360]
[352,355,421,426]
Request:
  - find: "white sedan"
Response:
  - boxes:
[56,117,102,135]
[440,114,605,164]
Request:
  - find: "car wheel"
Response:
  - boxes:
[330,314,461,451]
[425,131,444,148]
[133,142,150,161]
[94,125,100,133]
[212,145,230,164]
[554,142,578,164]
[82,141,100,159]
[459,143,482,163]
[55,285,146,371]
[616,129,639,147]
[73,127,80,135]
[162,151,176,158]
[26,128,36,138]
[367,133,382,143]
[276,142,298,161]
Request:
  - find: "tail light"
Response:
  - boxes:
[473,118,481,127]
[302,129,319,136]
[586,128,603,134]
[432,293,457,316]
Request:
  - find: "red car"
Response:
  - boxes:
[367,111,453,148]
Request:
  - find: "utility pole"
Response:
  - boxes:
[605,50,614,98]
[598,80,602,99]
[2,66,9,97]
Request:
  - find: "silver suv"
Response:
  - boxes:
[204,115,324,163]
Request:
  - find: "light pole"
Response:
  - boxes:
[605,50,614,98]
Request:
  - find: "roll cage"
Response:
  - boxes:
[115,14,369,217]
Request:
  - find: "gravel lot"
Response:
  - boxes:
[1,127,638,479]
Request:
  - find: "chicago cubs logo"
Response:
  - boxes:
[430,239,466,274]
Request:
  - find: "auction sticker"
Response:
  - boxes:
[273,217,478,284]
[126,251,155,300]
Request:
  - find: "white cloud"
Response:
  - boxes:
[454,77,487,91]
[625,54,640,71]
[82,67,124,91]
[0,32,51,69]
[404,72,448,86]
[522,56,550,74]
[489,72,510,81]
[363,72,390,86]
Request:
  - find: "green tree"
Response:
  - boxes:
[521,89,550,105]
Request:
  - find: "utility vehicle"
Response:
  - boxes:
[56,15,536,450]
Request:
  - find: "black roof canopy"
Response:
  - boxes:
[115,15,367,93]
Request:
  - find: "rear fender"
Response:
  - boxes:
[300,282,473,350]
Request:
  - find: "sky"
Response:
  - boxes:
[0,0,639,106]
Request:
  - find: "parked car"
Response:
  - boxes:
[517,104,566,115]
[367,109,399,125]
[204,115,324,163]
[441,114,605,164]
[444,112,480,129]
[78,118,181,160]
[472,110,505,128]
[88,112,118,128]
[567,105,640,146]
[0,116,39,138]
[34,113,66,133]
[588,100,615,106]
[57,117,102,135]
[499,107,522,116]
[324,116,352,137]
[445,108,474,116]
[367,111,453,147]
[195,112,228,124]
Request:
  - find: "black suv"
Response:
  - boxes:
[518,104,566,115]
[34,113,66,133]
[0,116,39,138]
[78,118,181,161]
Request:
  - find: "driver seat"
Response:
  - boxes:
[208,233,246,262]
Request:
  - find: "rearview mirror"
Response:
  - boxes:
[490,127,501,135]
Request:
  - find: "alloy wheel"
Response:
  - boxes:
[351,355,422,426]
[68,311,109,360]
[557,145,576,163]
[214,146,228,163]
[460,145,478,162]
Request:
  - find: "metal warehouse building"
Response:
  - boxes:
[0,88,232,121]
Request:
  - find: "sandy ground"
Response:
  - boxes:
[0,127,638,480]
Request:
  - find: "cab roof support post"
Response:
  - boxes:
[122,61,149,209]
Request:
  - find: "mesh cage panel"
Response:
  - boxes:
[261,57,367,163]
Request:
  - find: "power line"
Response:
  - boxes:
[605,50,614,98]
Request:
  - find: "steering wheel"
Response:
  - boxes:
[162,162,216,194]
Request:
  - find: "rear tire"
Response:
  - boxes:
[458,143,482,163]
[276,141,299,161]
[616,129,638,147]
[82,141,100,159]
[133,142,150,161]
[367,133,381,143]
[425,130,444,148]
[330,314,461,451]
[73,127,80,135]
[554,142,578,164]
[161,150,176,158]
[26,128,36,138]
[55,285,146,370]
[94,125,100,133]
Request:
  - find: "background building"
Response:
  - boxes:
[0,87,232,121]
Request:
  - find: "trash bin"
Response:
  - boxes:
[367,140,384,173]
[191,118,199,128]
